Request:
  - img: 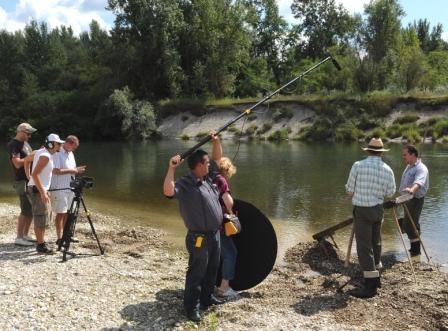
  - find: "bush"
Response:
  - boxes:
[358,113,381,130]
[306,117,334,140]
[267,129,289,141]
[257,123,272,135]
[370,127,386,139]
[181,115,189,121]
[386,123,403,138]
[335,126,364,142]
[434,118,448,138]
[196,131,208,139]
[402,127,421,143]
[180,134,189,140]
[393,113,420,124]
[245,124,258,136]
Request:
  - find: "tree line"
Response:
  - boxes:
[1,0,448,141]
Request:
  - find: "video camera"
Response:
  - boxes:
[70,176,94,191]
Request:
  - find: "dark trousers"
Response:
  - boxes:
[220,234,237,280]
[403,197,424,241]
[184,230,220,313]
[353,205,383,272]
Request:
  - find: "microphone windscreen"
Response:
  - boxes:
[331,57,342,71]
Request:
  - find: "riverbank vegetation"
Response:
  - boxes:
[1,0,448,141]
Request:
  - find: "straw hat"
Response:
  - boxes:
[362,137,389,152]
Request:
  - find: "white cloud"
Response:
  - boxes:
[336,0,370,14]
[442,32,448,42]
[0,0,112,35]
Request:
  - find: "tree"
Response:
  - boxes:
[108,0,185,99]
[290,0,359,59]
[96,87,156,140]
[361,0,405,89]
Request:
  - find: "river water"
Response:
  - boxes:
[1,140,447,265]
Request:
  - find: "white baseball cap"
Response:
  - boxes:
[47,133,65,144]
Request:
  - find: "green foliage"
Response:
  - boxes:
[386,123,403,138]
[180,134,190,140]
[370,127,386,139]
[433,119,448,138]
[402,127,422,143]
[393,113,420,124]
[267,129,289,141]
[335,125,364,142]
[96,87,156,140]
[245,125,258,136]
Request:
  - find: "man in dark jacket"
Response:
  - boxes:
[163,134,223,322]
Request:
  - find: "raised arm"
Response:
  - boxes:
[210,131,222,162]
[163,155,183,197]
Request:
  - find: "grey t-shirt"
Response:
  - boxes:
[173,164,223,231]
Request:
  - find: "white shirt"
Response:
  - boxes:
[28,148,54,190]
[50,145,77,190]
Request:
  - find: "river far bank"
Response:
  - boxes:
[157,97,448,144]
[1,202,447,330]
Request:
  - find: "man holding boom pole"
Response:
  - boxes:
[163,132,223,322]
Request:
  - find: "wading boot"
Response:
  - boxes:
[409,241,421,257]
[349,277,379,299]
[186,309,201,323]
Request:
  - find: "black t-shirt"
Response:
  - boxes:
[7,139,32,181]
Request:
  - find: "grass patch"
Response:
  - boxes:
[267,129,290,141]
[393,112,420,124]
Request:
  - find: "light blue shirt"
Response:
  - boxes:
[346,156,396,207]
[399,159,429,199]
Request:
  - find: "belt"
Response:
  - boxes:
[188,230,218,236]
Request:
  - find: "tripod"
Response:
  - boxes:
[58,187,104,262]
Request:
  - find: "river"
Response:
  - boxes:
[1,140,447,265]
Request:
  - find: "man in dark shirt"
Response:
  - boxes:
[7,123,37,246]
[163,134,223,322]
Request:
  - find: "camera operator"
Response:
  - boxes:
[26,134,64,254]
[49,135,86,247]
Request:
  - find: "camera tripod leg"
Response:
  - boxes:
[80,197,104,255]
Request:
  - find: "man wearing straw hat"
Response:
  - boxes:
[345,137,396,298]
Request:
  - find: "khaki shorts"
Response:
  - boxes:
[27,187,51,229]
[13,180,33,217]
[51,190,74,213]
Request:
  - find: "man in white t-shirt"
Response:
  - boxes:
[50,135,86,246]
[26,133,64,254]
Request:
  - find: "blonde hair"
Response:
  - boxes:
[218,157,236,179]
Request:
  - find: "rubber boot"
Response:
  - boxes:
[350,277,379,299]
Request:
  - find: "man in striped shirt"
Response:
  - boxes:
[345,137,396,298]
[50,135,86,246]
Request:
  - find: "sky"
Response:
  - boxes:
[0,0,447,40]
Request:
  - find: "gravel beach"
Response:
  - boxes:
[1,202,447,330]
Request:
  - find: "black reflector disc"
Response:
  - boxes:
[217,199,277,291]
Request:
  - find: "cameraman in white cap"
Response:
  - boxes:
[50,135,86,247]
[26,134,64,254]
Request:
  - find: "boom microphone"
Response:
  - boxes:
[329,55,341,71]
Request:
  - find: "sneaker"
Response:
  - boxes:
[14,238,34,247]
[36,242,54,255]
[218,288,239,298]
[23,235,37,242]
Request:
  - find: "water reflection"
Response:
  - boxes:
[0,141,447,263]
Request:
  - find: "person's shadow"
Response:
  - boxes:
[0,243,46,264]
[102,289,186,330]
